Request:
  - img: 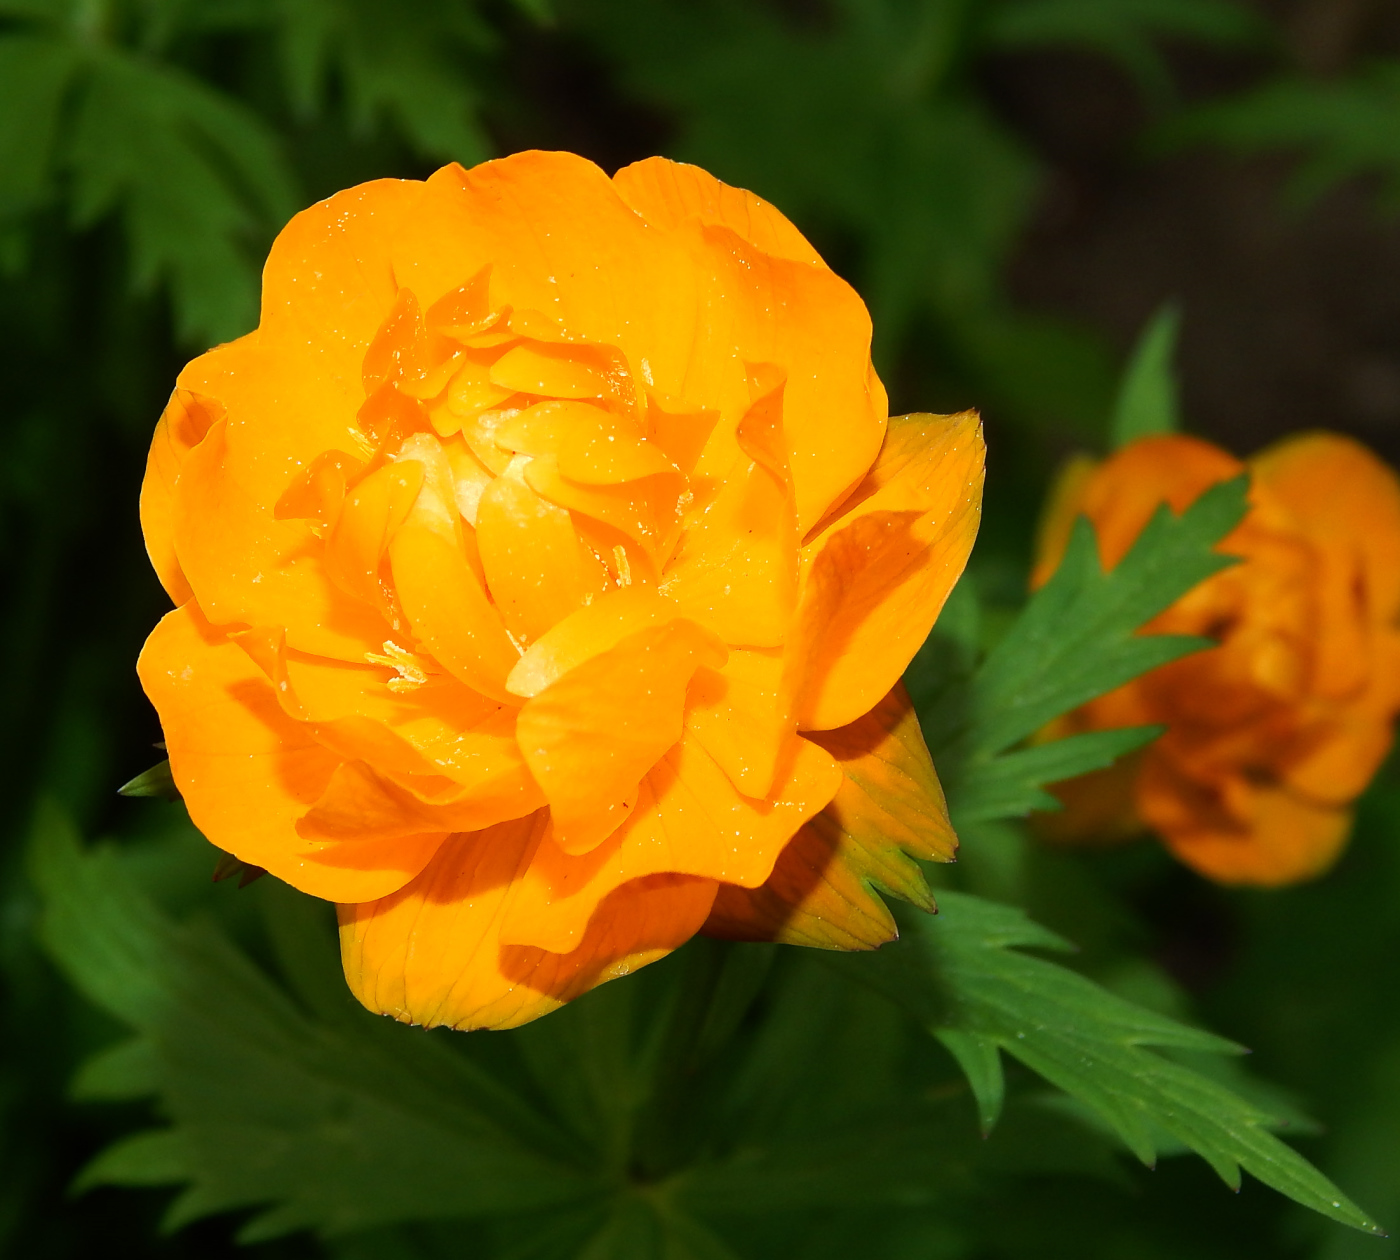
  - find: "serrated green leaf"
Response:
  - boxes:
[272,0,494,164]
[847,894,1383,1234]
[63,49,298,345]
[30,801,601,1239]
[951,725,1162,824]
[1110,302,1182,448]
[948,473,1248,763]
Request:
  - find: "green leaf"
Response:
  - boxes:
[272,0,494,164]
[920,474,1247,828]
[0,35,79,220]
[850,894,1384,1234]
[946,473,1248,763]
[1163,62,1400,209]
[1109,302,1182,448]
[31,801,600,1240]
[952,725,1162,824]
[117,758,180,801]
[986,0,1264,105]
[63,48,299,345]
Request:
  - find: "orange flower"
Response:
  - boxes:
[1034,432,1400,886]
[137,152,984,1028]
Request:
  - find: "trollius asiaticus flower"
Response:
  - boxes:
[138,152,984,1028]
[1034,432,1400,886]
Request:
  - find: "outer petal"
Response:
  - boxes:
[141,386,225,605]
[611,156,825,268]
[137,604,444,901]
[1251,432,1400,700]
[705,683,955,948]
[1138,753,1350,887]
[172,416,392,660]
[793,412,985,731]
[500,734,841,954]
[338,815,716,1032]
[165,181,429,653]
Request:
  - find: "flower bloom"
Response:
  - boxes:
[1034,432,1400,886]
[138,152,983,1028]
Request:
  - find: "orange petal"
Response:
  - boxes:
[684,647,788,797]
[298,758,542,842]
[388,520,521,703]
[1252,432,1400,698]
[705,683,955,949]
[501,733,840,954]
[138,604,444,901]
[496,400,673,484]
[338,814,716,1031]
[172,416,393,660]
[514,619,727,852]
[323,459,424,611]
[260,178,428,415]
[792,412,985,731]
[506,585,681,698]
[612,156,826,267]
[662,451,797,647]
[490,340,633,407]
[141,387,224,605]
[389,156,884,532]
[475,463,611,645]
[1139,752,1351,887]
[524,454,679,567]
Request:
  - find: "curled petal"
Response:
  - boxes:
[138,604,443,901]
[298,758,542,843]
[476,464,611,645]
[515,619,727,853]
[339,815,717,1031]
[612,156,826,267]
[793,411,984,731]
[502,734,841,954]
[388,521,520,703]
[141,387,224,605]
[684,648,788,797]
[173,417,393,660]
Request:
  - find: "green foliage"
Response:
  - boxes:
[0,5,298,344]
[921,473,1248,821]
[1110,303,1183,448]
[34,804,596,1242]
[840,894,1379,1233]
[1166,61,1400,208]
[985,0,1265,105]
[0,0,511,345]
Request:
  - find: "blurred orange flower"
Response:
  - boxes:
[138,152,983,1028]
[1034,432,1400,886]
